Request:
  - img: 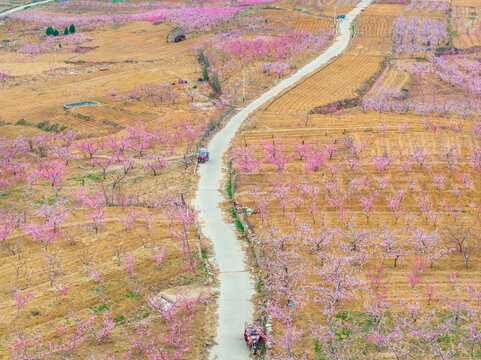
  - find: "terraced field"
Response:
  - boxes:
[266,54,384,114]
[261,3,406,117]
[0,60,200,136]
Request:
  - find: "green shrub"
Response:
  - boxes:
[64,26,69,35]
[198,48,209,67]
[255,275,264,294]
[211,72,222,94]
[198,49,210,81]
[202,66,209,81]
[69,24,76,33]
[53,29,59,37]
[36,121,48,130]
[46,26,53,36]
[236,219,245,234]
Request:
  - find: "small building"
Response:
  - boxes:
[168,27,186,43]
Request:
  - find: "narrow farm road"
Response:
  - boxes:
[193,1,372,359]
[0,0,52,17]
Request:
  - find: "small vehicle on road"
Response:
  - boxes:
[198,148,210,163]
[244,323,263,355]
[336,15,346,19]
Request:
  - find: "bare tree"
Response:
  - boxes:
[297,111,312,127]
[443,221,480,269]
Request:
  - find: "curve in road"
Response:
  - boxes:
[194,1,372,359]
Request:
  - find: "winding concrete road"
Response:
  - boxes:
[194,1,372,359]
[0,0,52,18]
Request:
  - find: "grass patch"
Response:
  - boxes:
[114,315,125,324]
[0,7,14,14]
[127,176,144,184]
[35,197,57,205]
[67,173,102,182]
[0,188,23,200]
[230,207,245,234]
[87,173,102,181]
[67,176,83,182]
[89,303,110,314]
[446,7,454,46]
[226,162,233,199]
[36,121,67,133]
[256,275,264,296]
[124,290,140,300]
